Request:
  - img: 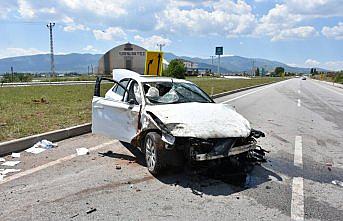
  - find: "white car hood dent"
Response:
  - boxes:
[145,103,251,139]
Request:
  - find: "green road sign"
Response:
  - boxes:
[215,47,223,55]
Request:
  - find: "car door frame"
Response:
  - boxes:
[92,77,141,143]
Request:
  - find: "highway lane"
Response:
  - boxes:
[0,78,342,220]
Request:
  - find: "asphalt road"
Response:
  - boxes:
[1,78,342,220]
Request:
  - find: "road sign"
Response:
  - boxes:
[145,51,163,76]
[215,47,223,55]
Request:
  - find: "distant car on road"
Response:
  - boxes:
[302,76,307,80]
[92,69,265,175]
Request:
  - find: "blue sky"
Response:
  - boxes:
[0,0,342,70]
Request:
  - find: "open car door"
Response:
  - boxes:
[92,77,140,143]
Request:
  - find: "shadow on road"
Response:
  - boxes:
[156,163,282,197]
[99,142,282,197]
[98,142,146,167]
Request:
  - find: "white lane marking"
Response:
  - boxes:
[221,80,288,103]
[312,81,343,96]
[294,136,303,168]
[297,99,301,107]
[0,140,118,185]
[291,177,304,221]
[291,136,304,221]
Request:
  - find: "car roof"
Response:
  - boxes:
[112,69,191,84]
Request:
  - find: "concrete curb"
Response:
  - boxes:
[312,79,343,89]
[0,123,91,156]
[0,79,283,156]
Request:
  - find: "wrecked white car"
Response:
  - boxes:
[92,69,266,175]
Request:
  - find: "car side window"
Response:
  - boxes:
[112,79,129,97]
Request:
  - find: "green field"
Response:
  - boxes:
[0,77,283,142]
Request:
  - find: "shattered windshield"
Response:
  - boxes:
[143,81,212,104]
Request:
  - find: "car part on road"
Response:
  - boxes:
[331,180,343,187]
[1,160,20,166]
[76,148,89,156]
[11,153,20,158]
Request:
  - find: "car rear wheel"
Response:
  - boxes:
[144,132,165,175]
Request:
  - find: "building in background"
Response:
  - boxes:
[98,43,169,76]
[98,43,146,75]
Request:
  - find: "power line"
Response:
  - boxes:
[47,22,55,77]
[210,56,215,65]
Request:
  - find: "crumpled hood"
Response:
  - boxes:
[145,103,251,139]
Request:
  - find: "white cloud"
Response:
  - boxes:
[59,0,127,17]
[305,59,321,67]
[0,47,47,59]
[322,22,343,40]
[323,61,343,71]
[82,45,98,52]
[304,59,343,71]
[62,16,74,24]
[271,26,317,41]
[64,24,90,32]
[93,27,126,40]
[156,0,257,37]
[134,35,171,50]
[285,0,343,18]
[18,0,35,18]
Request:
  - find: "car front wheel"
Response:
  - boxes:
[144,132,165,175]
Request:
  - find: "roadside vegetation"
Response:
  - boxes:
[37,75,97,82]
[312,72,343,84]
[0,76,284,142]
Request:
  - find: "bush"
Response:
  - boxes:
[163,59,186,79]
[335,73,343,84]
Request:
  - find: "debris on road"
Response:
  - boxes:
[0,158,5,162]
[0,174,4,181]
[25,146,46,154]
[191,189,203,197]
[326,162,333,171]
[331,180,343,187]
[86,208,97,214]
[25,139,57,154]
[11,153,20,158]
[76,148,89,156]
[115,165,121,170]
[0,168,21,175]
[70,214,79,218]
[36,139,58,149]
[1,161,20,167]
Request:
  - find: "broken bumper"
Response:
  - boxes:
[193,141,257,161]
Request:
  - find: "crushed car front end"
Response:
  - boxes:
[162,129,266,164]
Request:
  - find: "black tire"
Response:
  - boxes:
[144,132,165,175]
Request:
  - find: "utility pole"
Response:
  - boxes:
[87,65,90,75]
[217,55,221,76]
[11,66,14,82]
[252,59,255,76]
[47,22,55,77]
[210,56,215,65]
[91,64,94,75]
[157,43,165,52]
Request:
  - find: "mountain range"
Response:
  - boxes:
[0,52,321,74]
